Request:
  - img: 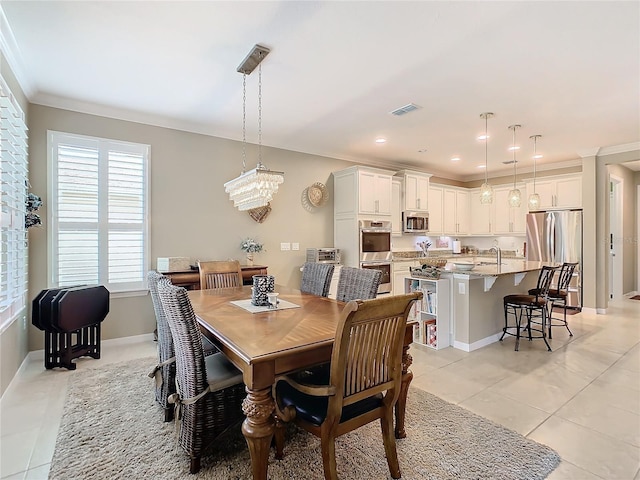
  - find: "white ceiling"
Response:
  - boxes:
[2,1,639,180]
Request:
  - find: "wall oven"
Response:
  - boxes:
[359,220,392,294]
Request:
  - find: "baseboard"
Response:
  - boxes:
[453,333,502,352]
[27,332,155,362]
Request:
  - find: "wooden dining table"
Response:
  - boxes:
[188,285,416,480]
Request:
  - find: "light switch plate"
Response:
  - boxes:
[292,242,300,251]
[280,242,291,251]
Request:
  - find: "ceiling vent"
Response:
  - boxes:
[390,103,421,116]
[502,160,519,165]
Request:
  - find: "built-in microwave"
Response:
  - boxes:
[402,211,429,233]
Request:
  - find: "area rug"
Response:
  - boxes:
[49,357,560,480]
[630,295,640,301]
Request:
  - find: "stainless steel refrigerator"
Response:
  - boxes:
[526,209,583,308]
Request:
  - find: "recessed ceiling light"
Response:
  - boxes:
[375,138,387,144]
[477,165,486,169]
[451,156,461,162]
[508,146,521,151]
[477,134,490,141]
[533,154,543,159]
[418,149,427,153]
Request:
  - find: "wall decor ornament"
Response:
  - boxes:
[248,203,271,223]
[301,182,328,212]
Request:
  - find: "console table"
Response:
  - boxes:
[160,265,268,290]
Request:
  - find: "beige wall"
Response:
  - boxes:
[26,104,355,351]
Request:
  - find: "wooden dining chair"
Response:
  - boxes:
[300,262,335,297]
[273,292,422,480]
[157,281,246,474]
[335,266,381,302]
[198,260,243,289]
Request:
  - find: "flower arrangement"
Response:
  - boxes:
[240,238,264,254]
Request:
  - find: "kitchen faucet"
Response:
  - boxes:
[490,246,502,265]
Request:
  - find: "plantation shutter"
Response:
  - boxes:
[49,132,149,292]
[0,77,29,332]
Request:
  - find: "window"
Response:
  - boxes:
[0,77,29,332]
[48,132,150,293]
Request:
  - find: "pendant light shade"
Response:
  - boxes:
[507,124,522,207]
[528,134,542,211]
[224,44,284,211]
[479,112,494,204]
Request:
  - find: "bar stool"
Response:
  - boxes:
[529,262,578,339]
[501,266,558,351]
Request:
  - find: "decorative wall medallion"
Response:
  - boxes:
[301,182,328,212]
[248,203,271,223]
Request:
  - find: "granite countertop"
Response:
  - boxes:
[393,250,525,262]
[442,260,553,277]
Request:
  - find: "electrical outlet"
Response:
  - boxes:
[280,242,291,251]
[458,283,466,295]
[292,242,300,251]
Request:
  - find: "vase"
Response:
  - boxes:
[246,252,254,266]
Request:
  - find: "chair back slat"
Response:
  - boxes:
[330,293,421,407]
[556,262,578,292]
[534,266,559,301]
[198,260,243,289]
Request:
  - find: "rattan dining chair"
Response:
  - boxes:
[157,281,246,474]
[273,292,422,480]
[300,262,335,297]
[147,271,218,422]
[198,260,243,289]
[335,266,381,302]
[147,271,176,422]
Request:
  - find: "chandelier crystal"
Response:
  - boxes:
[224,44,284,211]
[507,124,522,207]
[528,134,541,211]
[479,112,494,204]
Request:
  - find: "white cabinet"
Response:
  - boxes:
[333,166,394,217]
[442,187,469,235]
[469,188,492,235]
[405,277,450,350]
[392,260,418,295]
[359,169,392,215]
[525,174,582,210]
[391,179,402,236]
[493,184,528,234]
[395,170,431,212]
[427,184,444,234]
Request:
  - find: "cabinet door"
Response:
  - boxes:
[455,190,469,234]
[358,170,378,214]
[493,187,512,233]
[391,179,402,235]
[442,189,457,234]
[555,176,582,208]
[511,184,528,233]
[404,174,429,211]
[428,185,444,234]
[375,173,392,215]
[529,179,556,210]
[469,189,492,234]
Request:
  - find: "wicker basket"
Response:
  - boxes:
[420,258,447,268]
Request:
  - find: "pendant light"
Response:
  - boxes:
[528,134,542,211]
[507,124,522,207]
[224,44,284,211]
[479,112,494,204]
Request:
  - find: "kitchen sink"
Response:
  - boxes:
[476,261,505,266]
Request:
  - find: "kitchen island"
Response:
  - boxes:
[406,259,554,352]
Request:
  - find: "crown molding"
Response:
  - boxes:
[597,142,640,157]
[0,5,35,97]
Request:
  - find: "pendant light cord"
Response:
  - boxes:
[484,115,488,183]
[241,73,247,174]
[258,62,263,168]
[512,126,517,189]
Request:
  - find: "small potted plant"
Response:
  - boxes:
[240,238,264,266]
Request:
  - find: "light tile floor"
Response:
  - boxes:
[1,298,639,479]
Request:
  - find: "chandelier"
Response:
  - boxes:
[224,44,284,211]
[479,112,494,204]
[507,124,522,207]
[528,134,541,210]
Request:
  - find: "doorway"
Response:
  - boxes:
[609,174,623,300]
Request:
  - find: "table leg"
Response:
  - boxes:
[241,387,275,480]
[395,346,413,439]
